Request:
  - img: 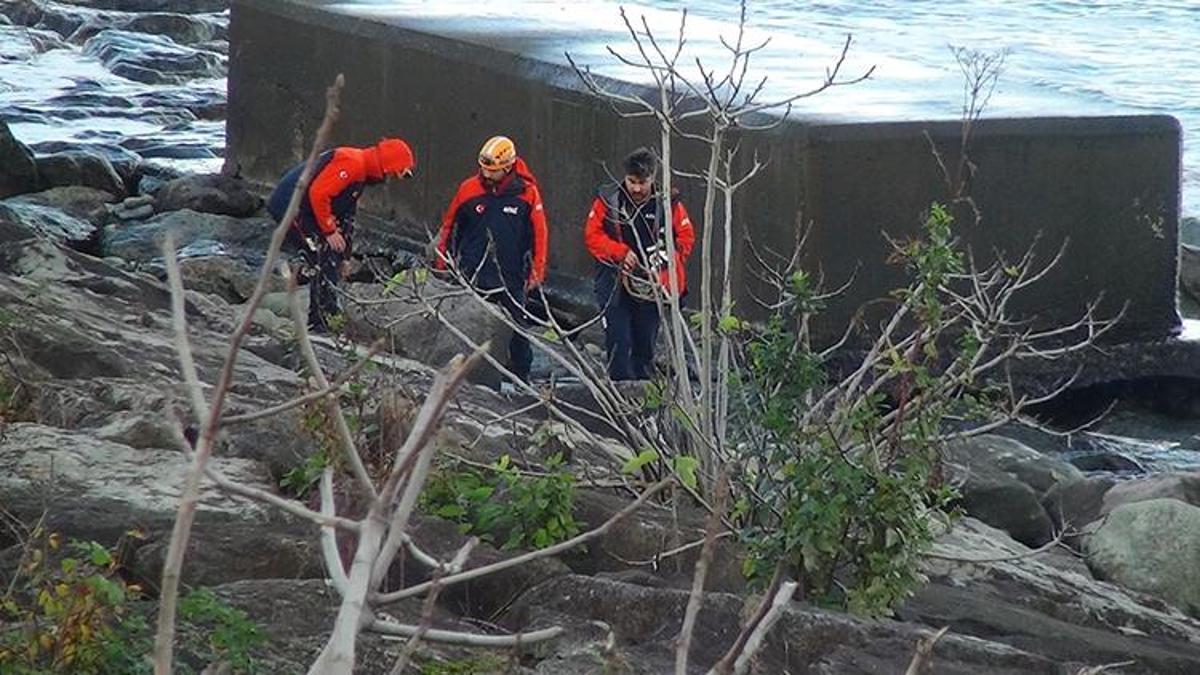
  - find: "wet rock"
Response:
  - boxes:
[155,172,263,217]
[1182,216,1200,247]
[1182,243,1200,305]
[1087,498,1200,617]
[113,194,155,220]
[104,208,274,262]
[0,119,38,198]
[83,29,225,84]
[1068,449,1148,474]
[0,199,101,252]
[0,23,68,59]
[137,161,185,196]
[29,140,144,190]
[343,279,514,388]
[64,0,231,13]
[35,150,126,195]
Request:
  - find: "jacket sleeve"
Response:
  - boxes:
[528,185,549,285]
[584,197,629,262]
[307,149,363,236]
[672,200,696,260]
[434,184,466,271]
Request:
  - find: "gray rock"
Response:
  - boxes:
[0,422,269,543]
[944,434,1076,545]
[35,150,126,195]
[82,28,225,84]
[1042,474,1116,532]
[104,208,274,262]
[343,279,513,388]
[1103,472,1200,514]
[905,516,1200,673]
[1087,498,1200,616]
[154,172,263,217]
[0,199,102,253]
[177,254,279,303]
[947,434,1084,495]
[506,574,1069,674]
[0,119,38,198]
[5,185,116,226]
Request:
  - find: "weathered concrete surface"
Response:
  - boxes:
[227,0,1181,345]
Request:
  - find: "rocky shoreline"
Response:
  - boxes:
[4,0,1200,673]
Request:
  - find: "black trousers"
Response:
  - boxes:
[482,284,533,382]
[285,227,347,332]
[602,286,661,381]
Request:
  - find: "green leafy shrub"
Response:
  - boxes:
[176,588,264,673]
[731,203,966,616]
[421,455,579,550]
[0,531,150,674]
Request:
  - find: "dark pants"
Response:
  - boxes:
[603,287,661,381]
[482,284,532,382]
[285,227,347,333]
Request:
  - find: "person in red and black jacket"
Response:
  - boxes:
[585,147,695,380]
[267,138,416,333]
[435,135,549,383]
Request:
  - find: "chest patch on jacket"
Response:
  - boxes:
[503,205,519,215]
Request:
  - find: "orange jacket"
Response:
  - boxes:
[435,158,549,288]
[584,187,695,293]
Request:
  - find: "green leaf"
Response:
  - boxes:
[542,328,561,343]
[718,314,742,334]
[672,456,699,490]
[621,448,659,475]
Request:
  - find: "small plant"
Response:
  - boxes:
[419,653,508,675]
[279,448,328,499]
[421,455,580,550]
[0,530,149,674]
[176,588,264,673]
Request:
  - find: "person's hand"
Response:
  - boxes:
[326,230,347,253]
[621,250,638,271]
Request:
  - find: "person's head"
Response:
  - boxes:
[373,138,416,181]
[478,135,517,183]
[623,147,658,204]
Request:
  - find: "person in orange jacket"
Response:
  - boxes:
[268,137,416,333]
[435,135,549,382]
[585,147,695,380]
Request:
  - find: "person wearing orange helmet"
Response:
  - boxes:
[435,135,549,383]
[585,147,695,380]
[268,137,416,333]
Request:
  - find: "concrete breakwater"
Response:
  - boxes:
[227,0,1181,344]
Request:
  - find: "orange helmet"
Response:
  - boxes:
[478,135,517,171]
[375,138,415,178]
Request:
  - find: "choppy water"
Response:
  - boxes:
[339,0,1200,216]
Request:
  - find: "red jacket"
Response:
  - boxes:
[267,146,389,236]
[584,186,695,293]
[435,158,549,289]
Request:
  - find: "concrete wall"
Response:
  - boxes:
[228,0,1181,344]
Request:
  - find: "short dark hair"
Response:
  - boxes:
[623,147,658,180]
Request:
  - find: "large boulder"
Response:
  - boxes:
[343,279,514,387]
[82,28,225,84]
[1103,472,1200,514]
[505,574,1069,674]
[154,172,262,217]
[903,516,1200,673]
[104,209,274,262]
[35,150,126,195]
[0,119,38,198]
[944,434,1081,545]
[1041,474,1116,533]
[1086,498,1200,616]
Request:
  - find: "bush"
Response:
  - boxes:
[421,454,580,550]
